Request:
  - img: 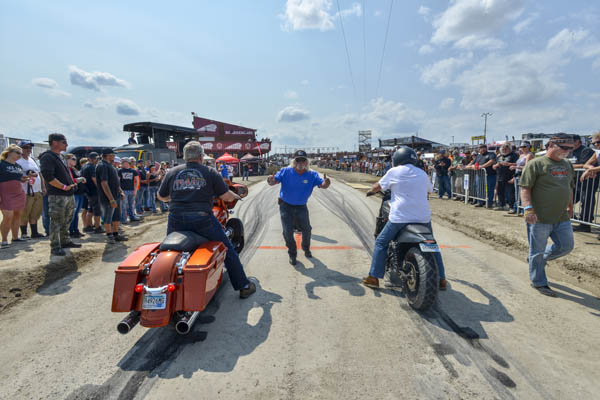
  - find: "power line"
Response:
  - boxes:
[375,0,394,99]
[336,0,357,104]
[362,0,367,104]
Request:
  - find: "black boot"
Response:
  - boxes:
[30,223,44,238]
[20,225,29,239]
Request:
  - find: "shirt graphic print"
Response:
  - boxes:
[173,169,207,191]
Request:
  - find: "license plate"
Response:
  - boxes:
[419,243,440,252]
[142,294,166,310]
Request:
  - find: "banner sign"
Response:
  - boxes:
[199,140,271,153]
[193,116,256,138]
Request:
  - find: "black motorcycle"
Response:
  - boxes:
[369,190,439,311]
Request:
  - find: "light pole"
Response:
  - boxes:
[481,112,492,144]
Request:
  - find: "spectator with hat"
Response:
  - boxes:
[434,150,451,199]
[39,133,81,256]
[509,141,534,215]
[80,152,103,233]
[16,140,45,239]
[1,144,28,248]
[467,144,497,208]
[65,153,87,238]
[96,148,127,244]
[520,133,575,297]
[493,143,519,211]
[267,150,331,265]
[135,159,149,215]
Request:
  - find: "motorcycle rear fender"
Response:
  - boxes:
[140,251,179,328]
[394,224,436,243]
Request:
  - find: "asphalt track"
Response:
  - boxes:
[1,179,599,399]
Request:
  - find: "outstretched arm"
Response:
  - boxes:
[267,175,279,186]
[366,182,382,196]
[319,173,331,189]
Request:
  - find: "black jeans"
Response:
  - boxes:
[167,211,249,290]
[279,200,311,256]
[496,180,514,208]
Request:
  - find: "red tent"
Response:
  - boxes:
[216,153,240,163]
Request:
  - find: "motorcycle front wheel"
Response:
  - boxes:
[401,246,439,311]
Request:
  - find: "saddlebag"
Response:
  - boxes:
[182,242,227,311]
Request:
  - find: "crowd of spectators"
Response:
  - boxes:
[0,133,176,254]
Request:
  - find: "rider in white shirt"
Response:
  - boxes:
[362,146,447,290]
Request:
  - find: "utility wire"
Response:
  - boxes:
[336,0,357,104]
[375,0,394,99]
[362,0,367,104]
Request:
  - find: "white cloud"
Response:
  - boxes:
[115,99,141,115]
[453,36,505,50]
[431,0,525,50]
[280,0,361,31]
[513,13,539,33]
[421,55,471,88]
[418,44,434,55]
[547,28,589,52]
[440,97,456,109]
[301,79,309,86]
[284,90,299,99]
[69,65,129,91]
[277,106,310,122]
[418,6,431,17]
[31,77,71,97]
[336,98,425,135]
[32,78,58,89]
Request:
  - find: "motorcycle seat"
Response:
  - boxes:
[160,231,209,252]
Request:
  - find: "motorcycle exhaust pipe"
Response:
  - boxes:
[117,311,141,335]
[175,311,200,335]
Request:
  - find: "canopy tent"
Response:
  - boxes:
[216,153,239,163]
[203,155,214,160]
[240,153,260,162]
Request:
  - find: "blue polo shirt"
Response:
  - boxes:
[275,167,324,206]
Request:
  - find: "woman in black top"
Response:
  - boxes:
[0,145,28,247]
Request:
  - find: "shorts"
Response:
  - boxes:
[81,195,89,211]
[21,192,43,223]
[100,201,121,224]
[86,194,102,216]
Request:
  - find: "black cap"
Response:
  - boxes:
[18,140,33,147]
[88,152,99,159]
[293,150,308,160]
[101,147,115,156]
[48,133,66,144]
[572,134,581,142]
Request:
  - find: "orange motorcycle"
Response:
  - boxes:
[111,179,248,335]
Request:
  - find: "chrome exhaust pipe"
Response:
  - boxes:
[117,311,141,335]
[175,311,200,335]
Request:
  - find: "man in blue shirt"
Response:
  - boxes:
[219,162,229,180]
[267,150,331,265]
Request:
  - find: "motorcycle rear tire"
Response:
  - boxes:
[401,246,439,311]
[226,218,245,254]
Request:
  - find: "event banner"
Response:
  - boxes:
[193,116,256,138]
[199,140,271,153]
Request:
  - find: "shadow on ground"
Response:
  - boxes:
[294,256,365,299]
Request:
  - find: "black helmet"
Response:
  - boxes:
[392,146,418,167]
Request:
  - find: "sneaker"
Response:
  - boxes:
[31,232,45,239]
[439,279,448,291]
[289,255,297,266]
[21,234,30,240]
[106,235,116,244]
[362,276,379,288]
[474,203,484,208]
[493,206,504,211]
[83,226,94,233]
[531,284,557,297]
[121,220,130,225]
[51,248,66,256]
[304,250,313,258]
[93,227,106,234]
[507,209,517,215]
[239,281,256,299]
[1,241,9,249]
[69,231,85,238]
[573,224,591,233]
[114,234,128,242]
[12,238,27,243]
[62,242,82,248]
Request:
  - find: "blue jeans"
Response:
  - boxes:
[136,187,147,213]
[437,175,451,198]
[147,187,158,211]
[527,221,574,287]
[121,190,136,221]
[369,221,445,280]
[476,174,497,206]
[167,212,249,290]
[42,194,50,235]
[69,194,84,233]
[279,201,311,256]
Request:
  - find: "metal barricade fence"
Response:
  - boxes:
[451,169,467,199]
[572,169,600,228]
[466,168,488,205]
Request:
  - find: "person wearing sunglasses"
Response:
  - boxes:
[0,144,28,248]
[519,133,575,297]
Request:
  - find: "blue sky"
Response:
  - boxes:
[1,0,599,150]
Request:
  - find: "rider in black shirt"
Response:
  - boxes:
[158,141,256,299]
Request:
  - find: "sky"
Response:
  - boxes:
[1,0,600,151]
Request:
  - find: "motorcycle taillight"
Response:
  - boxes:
[134,284,144,293]
[167,284,176,292]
